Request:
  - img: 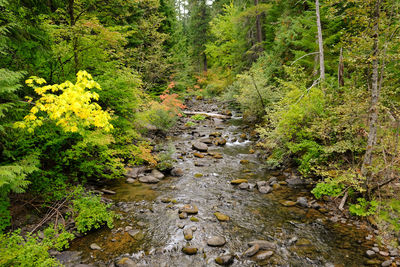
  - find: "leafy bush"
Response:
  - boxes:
[156,144,176,171]
[185,121,196,127]
[43,224,75,251]
[349,198,378,217]
[0,230,61,267]
[311,180,343,199]
[71,190,116,234]
[191,114,206,121]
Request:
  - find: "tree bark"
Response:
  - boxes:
[338,47,344,86]
[68,0,79,74]
[361,0,381,195]
[254,0,263,45]
[315,0,325,81]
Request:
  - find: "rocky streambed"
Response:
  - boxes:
[61,99,399,267]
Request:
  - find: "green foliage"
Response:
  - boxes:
[185,121,196,127]
[0,230,61,267]
[43,224,75,251]
[156,144,176,171]
[191,114,206,121]
[349,198,378,217]
[378,200,400,231]
[311,180,343,199]
[71,190,116,234]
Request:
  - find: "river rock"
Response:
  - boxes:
[379,251,389,257]
[296,197,309,208]
[244,244,260,257]
[126,166,146,178]
[258,186,272,194]
[296,238,312,246]
[182,247,198,255]
[382,260,392,267]
[192,142,208,152]
[286,176,305,186]
[126,178,136,184]
[90,243,101,250]
[177,223,185,229]
[280,200,296,207]
[239,183,249,190]
[212,153,223,159]
[215,254,234,265]
[214,137,227,146]
[116,257,137,267]
[248,240,276,250]
[207,236,226,247]
[171,168,184,177]
[138,175,160,184]
[101,189,116,195]
[151,169,165,179]
[209,132,222,137]
[240,159,249,164]
[184,228,193,240]
[230,179,248,185]
[272,183,281,190]
[256,181,267,188]
[179,212,188,219]
[194,152,205,158]
[255,250,274,260]
[199,137,213,144]
[128,229,140,238]
[179,204,199,214]
[268,177,277,184]
[214,212,230,221]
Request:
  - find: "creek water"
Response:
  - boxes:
[68,100,377,267]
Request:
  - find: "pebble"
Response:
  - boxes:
[101,189,116,195]
[182,247,198,255]
[255,250,274,260]
[230,179,248,185]
[244,244,260,257]
[177,223,185,229]
[379,251,389,257]
[248,240,276,250]
[151,169,165,179]
[179,212,188,219]
[256,181,267,188]
[258,186,272,194]
[192,141,208,152]
[126,178,136,184]
[296,197,308,208]
[366,250,376,258]
[215,254,234,265]
[90,243,101,250]
[214,212,230,221]
[207,236,226,247]
[183,228,193,240]
[171,168,183,177]
[381,260,392,267]
[138,175,160,184]
[239,183,249,190]
[116,257,136,267]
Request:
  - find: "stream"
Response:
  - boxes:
[63,99,385,267]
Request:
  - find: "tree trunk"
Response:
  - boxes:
[315,0,325,81]
[254,0,263,45]
[203,53,207,72]
[68,0,79,74]
[361,0,381,196]
[338,47,344,86]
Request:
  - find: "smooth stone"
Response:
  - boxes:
[191,226,197,231]
[256,181,267,188]
[151,169,165,179]
[239,183,249,190]
[192,142,208,152]
[214,137,227,146]
[177,223,185,229]
[128,229,140,238]
[215,254,234,265]
[194,152,205,158]
[372,247,380,253]
[125,226,133,231]
[379,251,389,257]
[258,186,272,194]
[101,189,116,195]
[182,247,198,255]
[248,240,276,250]
[179,204,199,214]
[126,178,136,184]
[90,243,101,250]
[199,137,213,144]
[194,161,205,167]
[207,236,226,247]
[382,260,393,267]
[296,197,309,208]
[213,153,223,159]
[138,175,160,184]
[179,212,188,219]
[209,132,222,137]
[116,257,137,267]
[255,250,274,260]
[296,238,312,246]
[390,249,398,256]
[272,183,281,190]
[126,166,146,178]
[244,244,260,257]
[190,217,199,222]
[268,177,277,184]
[280,200,297,207]
[171,168,184,177]
[194,173,203,178]
[214,212,230,221]
[230,179,248,185]
[184,228,193,240]
[286,176,306,186]
[240,159,249,164]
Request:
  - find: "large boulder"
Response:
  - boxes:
[138,175,160,184]
[192,141,208,152]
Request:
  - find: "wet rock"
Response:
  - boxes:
[194,161,205,167]
[126,178,136,184]
[214,212,230,221]
[244,244,260,257]
[101,189,116,195]
[209,132,222,137]
[366,259,382,265]
[177,223,185,229]
[90,243,101,250]
[138,175,160,184]
[379,251,389,257]
[256,181,267,188]
[258,186,272,194]
[184,228,193,240]
[179,204,199,214]
[286,176,306,186]
[199,137,213,144]
[126,166,146,178]
[190,216,199,222]
[296,197,309,208]
[207,236,226,247]
[194,152,205,158]
[296,238,312,246]
[212,153,223,159]
[248,240,276,250]
[125,226,133,231]
[382,260,392,267]
[249,149,255,154]
[128,229,140,238]
[268,177,277,184]
[171,168,184,177]
[117,257,137,267]
[255,250,274,260]
[214,137,227,146]
[240,133,247,139]
[215,255,234,265]
[240,159,249,164]
[194,173,203,178]
[151,169,165,179]
[272,183,281,190]
[179,212,188,219]
[372,247,379,253]
[182,247,198,255]
[55,251,82,266]
[230,179,248,185]
[239,183,249,190]
[280,200,297,207]
[389,249,398,257]
[192,142,208,152]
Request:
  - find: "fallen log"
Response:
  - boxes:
[183,111,230,119]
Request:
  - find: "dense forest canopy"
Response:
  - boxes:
[1,0,400,265]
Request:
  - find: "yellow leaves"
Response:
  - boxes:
[15,71,113,133]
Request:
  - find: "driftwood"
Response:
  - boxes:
[183,111,230,119]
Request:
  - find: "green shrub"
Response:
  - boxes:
[43,224,75,251]
[71,190,116,234]
[349,198,378,217]
[191,114,206,121]
[0,230,61,267]
[185,121,196,127]
[311,180,343,199]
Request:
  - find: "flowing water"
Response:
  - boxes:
[67,100,380,267]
